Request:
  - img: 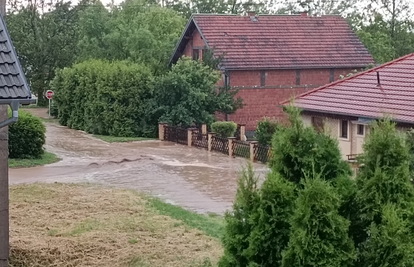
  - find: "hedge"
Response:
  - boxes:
[8,109,45,159]
[211,121,237,138]
[51,60,156,137]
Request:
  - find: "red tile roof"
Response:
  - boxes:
[170,14,374,70]
[285,53,414,124]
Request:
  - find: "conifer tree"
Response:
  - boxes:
[219,164,260,267]
[245,172,296,267]
[282,178,356,267]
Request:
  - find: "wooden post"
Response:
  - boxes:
[201,124,207,135]
[208,132,215,152]
[0,3,9,266]
[228,137,235,157]
[239,124,246,141]
[158,123,166,141]
[250,141,258,162]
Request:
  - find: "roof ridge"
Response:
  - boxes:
[283,53,414,105]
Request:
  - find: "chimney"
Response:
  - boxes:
[247,11,256,17]
[300,12,308,16]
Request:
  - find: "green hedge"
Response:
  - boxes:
[8,110,46,159]
[51,60,156,137]
[211,121,237,138]
[255,117,281,146]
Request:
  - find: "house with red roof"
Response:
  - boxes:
[169,12,374,133]
[283,53,414,160]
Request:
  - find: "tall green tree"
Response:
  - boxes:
[154,57,242,127]
[7,0,81,105]
[270,105,351,184]
[282,178,356,267]
[219,164,260,267]
[355,119,414,264]
[245,172,295,267]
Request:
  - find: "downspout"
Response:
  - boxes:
[0,100,19,128]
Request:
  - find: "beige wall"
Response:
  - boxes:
[302,114,368,161]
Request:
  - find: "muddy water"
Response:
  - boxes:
[10,110,268,214]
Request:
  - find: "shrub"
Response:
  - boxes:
[219,164,260,267]
[270,105,351,184]
[51,60,156,137]
[255,117,281,146]
[245,172,295,267]
[211,121,237,138]
[281,177,356,267]
[8,110,46,159]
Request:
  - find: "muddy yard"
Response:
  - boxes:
[10,108,268,214]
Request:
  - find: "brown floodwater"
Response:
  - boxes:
[10,110,268,214]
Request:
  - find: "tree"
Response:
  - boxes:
[77,0,186,74]
[245,172,295,267]
[219,164,260,267]
[154,57,242,127]
[270,105,351,184]
[358,204,414,267]
[275,0,358,15]
[281,178,356,267]
[7,0,81,105]
[354,119,414,257]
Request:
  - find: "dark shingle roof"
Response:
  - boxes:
[170,14,374,70]
[0,15,31,100]
[284,53,414,124]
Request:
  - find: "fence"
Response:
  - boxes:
[159,123,272,163]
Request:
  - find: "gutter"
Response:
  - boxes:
[0,99,36,129]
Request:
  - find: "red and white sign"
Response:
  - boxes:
[46,90,54,100]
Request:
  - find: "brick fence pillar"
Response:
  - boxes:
[201,124,207,135]
[187,128,195,147]
[228,137,236,157]
[239,124,246,141]
[208,132,215,152]
[250,141,258,162]
[158,123,166,141]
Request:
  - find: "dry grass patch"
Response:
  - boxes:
[9,183,223,267]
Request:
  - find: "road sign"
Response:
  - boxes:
[46,90,54,100]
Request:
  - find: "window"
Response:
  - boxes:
[340,120,348,139]
[192,49,199,60]
[357,124,365,135]
[312,117,324,133]
[224,74,230,87]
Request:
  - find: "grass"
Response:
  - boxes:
[40,117,59,124]
[93,135,154,143]
[9,152,60,168]
[146,197,225,239]
[9,183,223,267]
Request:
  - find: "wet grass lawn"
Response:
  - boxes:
[93,135,154,143]
[9,183,224,267]
[9,152,60,168]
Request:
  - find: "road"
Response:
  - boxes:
[9,109,268,214]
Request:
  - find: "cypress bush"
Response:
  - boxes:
[270,105,351,184]
[8,110,46,159]
[51,60,156,137]
[282,177,356,267]
[245,172,295,267]
[219,164,260,267]
[211,121,237,138]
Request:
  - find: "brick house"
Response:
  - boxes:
[169,12,374,133]
[283,53,414,160]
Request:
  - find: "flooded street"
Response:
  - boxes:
[9,109,268,214]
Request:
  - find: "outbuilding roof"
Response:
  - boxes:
[0,15,32,101]
[285,53,414,124]
[170,13,374,70]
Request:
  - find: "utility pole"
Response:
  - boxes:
[0,0,9,265]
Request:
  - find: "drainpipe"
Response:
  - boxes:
[0,100,19,129]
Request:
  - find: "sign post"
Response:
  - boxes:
[45,90,54,118]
